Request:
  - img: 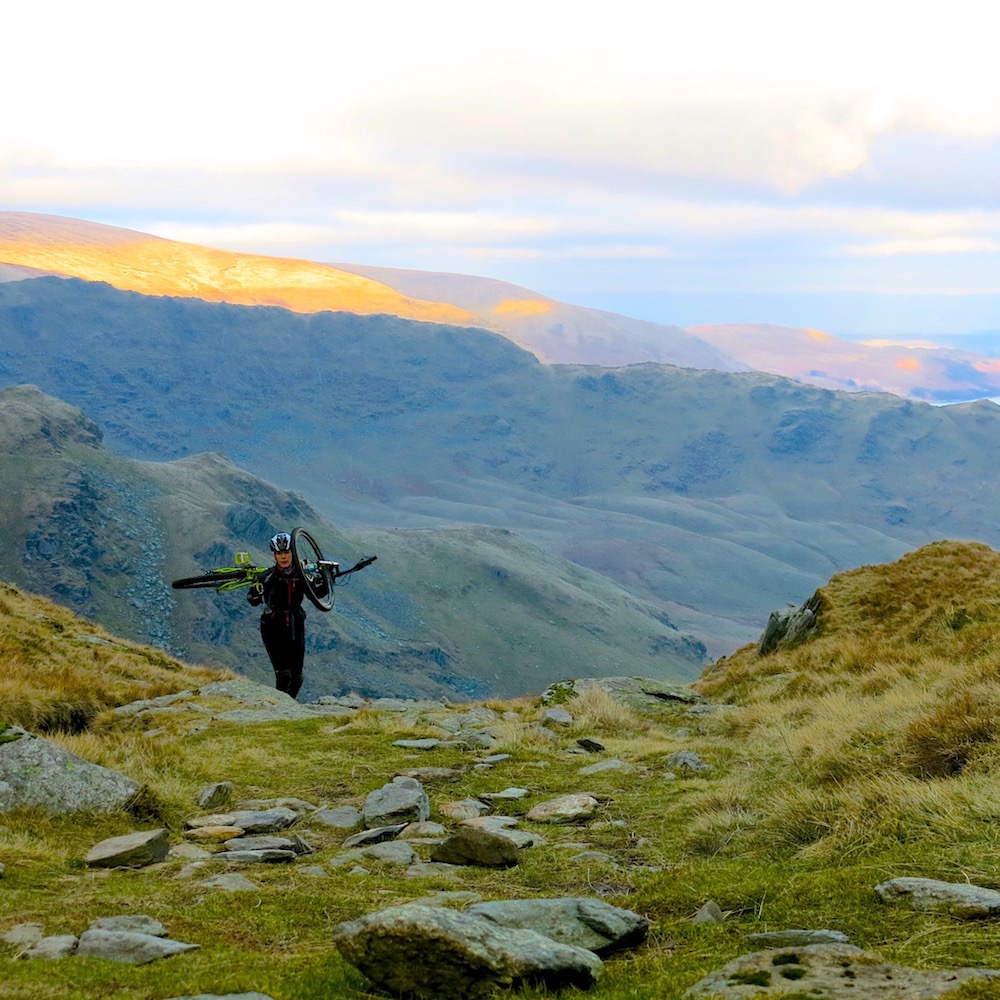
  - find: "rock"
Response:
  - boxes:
[462,815,519,830]
[393,738,442,750]
[185,826,244,842]
[199,873,259,891]
[578,758,635,776]
[312,806,362,829]
[299,866,329,878]
[334,904,602,998]
[0,727,140,813]
[526,794,600,824]
[23,935,79,960]
[576,737,605,753]
[196,781,233,810]
[222,836,304,853]
[431,827,520,868]
[400,821,448,839]
[468,898,648,955]
[747,929,850,948]
[478,754,512,766]
[221,850,297,864]
[363,776,430,828]
[76,928,199,964]
[683,943,1000,998]
[0,860,4,878]
[570,850,616,865]
[170,843,213,860]
[404,862,462,879]
[186,813,238,828]
[86,828,169,869]
[692,900,725,924]
[228,808,298,834]
[758,599,819,655]
[666,750,711,774]
[2,922,44,947]
[480,787,529,801]
[440,798,489,820]
[364,841,418,865]
[89,915,168,937]
[542,708,573,726]
[875,877,1000,918]
[240,797,317,814]
[342,823,408,848]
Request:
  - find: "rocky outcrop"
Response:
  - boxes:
[683,942,1000,998]
[333,904,604,999]
[0,727,140,813]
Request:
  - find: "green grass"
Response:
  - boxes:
[7,543,1000,997]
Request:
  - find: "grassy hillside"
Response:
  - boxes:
[6,543,1000,998]
[6,277,1000,657]
[0,386,706,699]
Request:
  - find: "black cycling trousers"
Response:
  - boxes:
[260,613,305,699]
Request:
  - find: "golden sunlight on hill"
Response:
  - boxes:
[492,298,553,318]
[0,214,475,325]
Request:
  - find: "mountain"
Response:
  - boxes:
[4,212,1000,402]
[3,277,1000,660]
[689,322,1000,403]
[0,385,706,699]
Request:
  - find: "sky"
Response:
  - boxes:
[5,0,1000,340]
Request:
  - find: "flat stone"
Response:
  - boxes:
[169,843,213,860]
[312,806,362,829]
[76,928,199,964]
[578,759,635,776]
[229,808,298,833]
[542,708,573,726]
[364,841,418,865]
[222,836,298,853]
[576,737,605,753]
[89,915,168,937]
[480,788,529,801]
[462,816,519,831]
[199,873,260,891]
[526,794,600,824]
[299,865,330,878]
[393,738,442,750]
[222,850,296,864]
[400,821,448,839]
[343,823,408,848]
[86,829,169,868]
[186,813,238,828]
[478,754,512,765]
[23,935,79,959]
[440,798,489,820]
[2,922,44,946]
[185,826,244,842]
[875,877,1000,918]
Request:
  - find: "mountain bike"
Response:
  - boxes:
[171,527,376,612]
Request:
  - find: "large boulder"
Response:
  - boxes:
[334,904,602,999]
[467,898,648,955]
[0,727,140,813]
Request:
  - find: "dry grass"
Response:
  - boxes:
[0,581,230,732]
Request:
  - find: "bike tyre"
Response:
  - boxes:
[291,527,335,612]
[171,571,244,590]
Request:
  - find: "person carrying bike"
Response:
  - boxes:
[247,531,326,698]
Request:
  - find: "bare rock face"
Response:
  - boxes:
[0,727,140,813]
[683,943,1000,998]
[333,904,602,999]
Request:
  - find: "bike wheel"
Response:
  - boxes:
[291,527,335,612]
[171,570,243,590]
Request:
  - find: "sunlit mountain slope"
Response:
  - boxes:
[0,212,474,325]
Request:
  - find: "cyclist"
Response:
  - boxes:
[247,531,326,698]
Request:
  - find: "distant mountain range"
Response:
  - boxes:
[4,212,999,402]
